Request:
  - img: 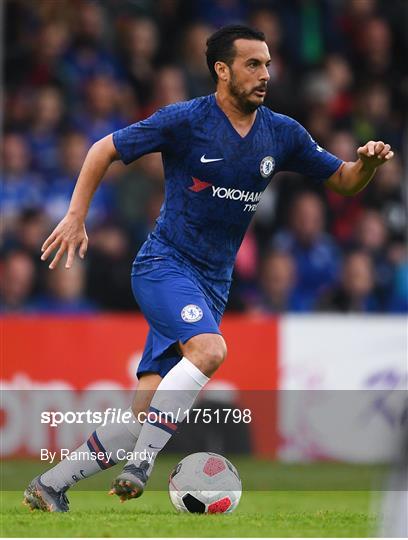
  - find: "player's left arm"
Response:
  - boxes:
[326,140,394,196]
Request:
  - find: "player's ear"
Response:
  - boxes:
[214,61,229,82]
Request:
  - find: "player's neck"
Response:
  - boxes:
[215,91,257,137]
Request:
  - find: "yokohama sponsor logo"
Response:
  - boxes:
[211,186,263,203]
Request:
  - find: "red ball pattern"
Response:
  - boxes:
[208,497,232,513]
[203,457,226,477]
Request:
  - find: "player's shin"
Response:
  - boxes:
[125,357,209,474]
[40,408,142,491]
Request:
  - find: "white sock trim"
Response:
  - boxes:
[125,408,142,437]
[179,356,210,387]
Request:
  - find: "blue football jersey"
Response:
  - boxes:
[113,94,342,311]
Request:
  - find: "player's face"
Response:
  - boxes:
[227,39,271,113]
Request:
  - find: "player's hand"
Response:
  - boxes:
[357,140,394,169]
[41,214,88,269]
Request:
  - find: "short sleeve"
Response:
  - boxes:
[284,118,343,182]
[112,104,187,165]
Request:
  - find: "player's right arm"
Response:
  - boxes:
[41,134,119,270]
[41,102,188,269]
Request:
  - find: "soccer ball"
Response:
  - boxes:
[168,452,242,514]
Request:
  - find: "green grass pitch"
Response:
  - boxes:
[0,490,377,537]
[0,458,383,537]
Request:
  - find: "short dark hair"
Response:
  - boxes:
[206,25,265,82]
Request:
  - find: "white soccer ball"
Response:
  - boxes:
[168,452,242,514]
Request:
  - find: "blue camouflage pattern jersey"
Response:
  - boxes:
[113,94,342,313]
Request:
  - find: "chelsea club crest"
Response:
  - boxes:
[260,156,275,178]
[181,304,203,323]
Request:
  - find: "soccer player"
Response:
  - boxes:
[24,25,394,511]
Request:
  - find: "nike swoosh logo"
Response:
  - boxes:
[200,154,224,163]
[148,444,161,449]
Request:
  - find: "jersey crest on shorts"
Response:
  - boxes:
[181,304,203,323]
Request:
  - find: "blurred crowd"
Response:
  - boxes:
[2,0,407,314]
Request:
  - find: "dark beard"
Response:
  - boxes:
[228,74,260,114]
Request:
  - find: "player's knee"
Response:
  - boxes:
[181,334,227,376]
[203,339,226,373]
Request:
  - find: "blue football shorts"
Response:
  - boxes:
[131,258,223,378]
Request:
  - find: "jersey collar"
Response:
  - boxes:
[211,94,261,143]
